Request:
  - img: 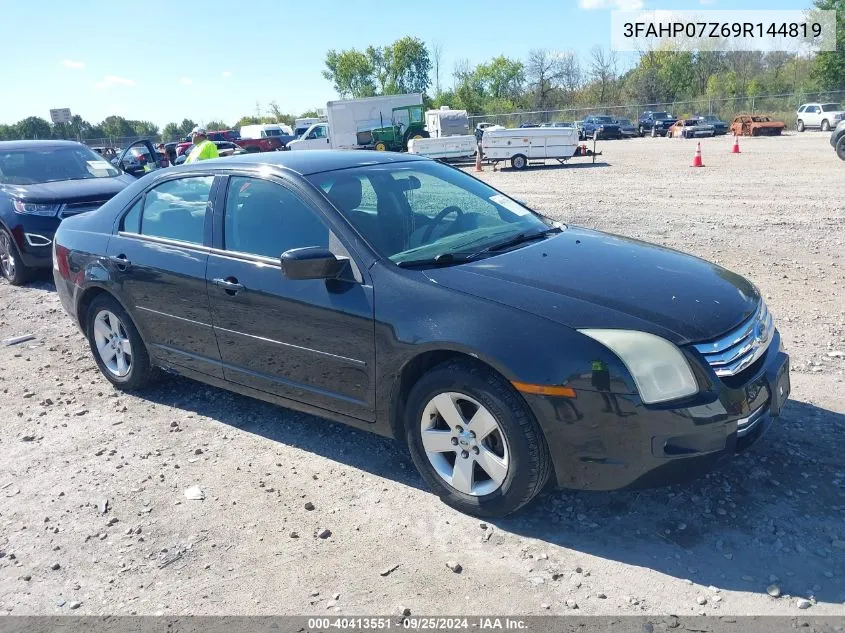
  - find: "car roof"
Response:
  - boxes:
[173,149,429,177]
[0,139,88,151]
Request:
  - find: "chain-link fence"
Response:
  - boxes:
[468,90,845,129]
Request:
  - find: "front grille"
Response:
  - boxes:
[692,302,774,378]
[59,199,111,218]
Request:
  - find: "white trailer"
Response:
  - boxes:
[326,93,423,150]
[407,135,477,160]
[481,126,599,170]
[425,106,470,138]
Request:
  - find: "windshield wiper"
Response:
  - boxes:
[396,253,466,268]
[466,226,561,259]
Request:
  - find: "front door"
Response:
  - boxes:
[297,124,330,150]
[205,174,375,420]
[107,174,223,377]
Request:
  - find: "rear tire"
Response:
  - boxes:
[0,228,31,286]
[511,154,527,170]
[404,359,552,517]
[86,294,156,391]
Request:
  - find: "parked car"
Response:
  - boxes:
[730,114,785,137]
[0,140,137,285]
[796,103,845,132]
[695,115,729,135]
[52,150,790,517]
[613,118,637,138]
[667,119,715,139]
[239,123,297,149]
[637,111,677,137]
[207,130,240,142]
[831,119,845,160]
[580,115,622,140]
[286,123,331,151]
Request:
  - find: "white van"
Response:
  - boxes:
[239,123,294,139]
[286,122,330,150]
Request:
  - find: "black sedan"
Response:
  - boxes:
[0,140,139,285]
[696,114,729,135]
[53,151,790,517]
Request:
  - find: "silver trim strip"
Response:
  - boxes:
[214,325,366,366]
[736,405,767,437]
[136,306,213,328]
[117,231,211,253]
[24,233,52,247]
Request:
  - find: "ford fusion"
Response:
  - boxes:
[53,151,790,517]
[0,140,137,285]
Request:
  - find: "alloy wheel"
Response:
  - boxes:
[93,310,133,377]
[419,392,510,496]
[0,231,15,279]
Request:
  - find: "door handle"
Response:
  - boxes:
[212,277,244,295]
[108,254,131,269]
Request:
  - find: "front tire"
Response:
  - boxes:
[821,119,830,132]
[86,294,155,391]
[797,120,805,132]
[511,154,527,170]
[0,228,31,286]
[836,136,845,161]
[405,359,552,517]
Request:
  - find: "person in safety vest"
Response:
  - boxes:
[184,127,219,164]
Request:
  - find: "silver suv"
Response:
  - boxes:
[796,102,845,132]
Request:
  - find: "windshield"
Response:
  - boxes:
[0,146,121,185]
[615,119,632,125]
[702,115,718,121]
[307,161,554,265]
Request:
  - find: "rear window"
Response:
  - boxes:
[138,176,214,244]
[0,146,121,185]
[821,103,842,112]
[653,112,671,119]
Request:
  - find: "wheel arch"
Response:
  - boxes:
[387,348,517,447]
[76,285,138,339]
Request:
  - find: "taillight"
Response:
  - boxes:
[54,243,71,280]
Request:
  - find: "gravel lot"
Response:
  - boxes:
[1,132,843,617]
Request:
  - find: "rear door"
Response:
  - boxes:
[205,173,376,420]
[108,174,223,377]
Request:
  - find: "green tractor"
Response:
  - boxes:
[367,105,429,152]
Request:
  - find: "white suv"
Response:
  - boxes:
[796,102,845,132]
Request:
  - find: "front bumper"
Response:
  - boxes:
[524,331,790,491]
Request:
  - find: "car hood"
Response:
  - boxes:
[424,227,759,345]
[1,175,135,204]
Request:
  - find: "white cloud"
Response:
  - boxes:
[222,71,232,78]
[60,59,85,70]
[579,0,644,9]
[699,0,716,4]
[181,77,193,85]
[95,75,136,89]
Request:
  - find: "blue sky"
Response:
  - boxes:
[1,0,809,128]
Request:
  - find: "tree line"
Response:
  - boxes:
[2,0,842,142]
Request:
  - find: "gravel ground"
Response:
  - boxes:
[0,132,843,617]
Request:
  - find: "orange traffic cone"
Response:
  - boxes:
[475,148,483,172]
[691,142,704,167]
[731,135,740,154]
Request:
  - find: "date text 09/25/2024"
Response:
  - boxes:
[307,617,529,630]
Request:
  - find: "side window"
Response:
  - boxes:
[224,177,329,258]
[141,176,213,244]
[313,125,327,139]
[797,105,806,113]
[121,198,142,233]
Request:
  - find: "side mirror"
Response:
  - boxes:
[281,247,347,280]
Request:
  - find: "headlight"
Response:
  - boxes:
[578,329,698,404]
[13,200,61,216]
